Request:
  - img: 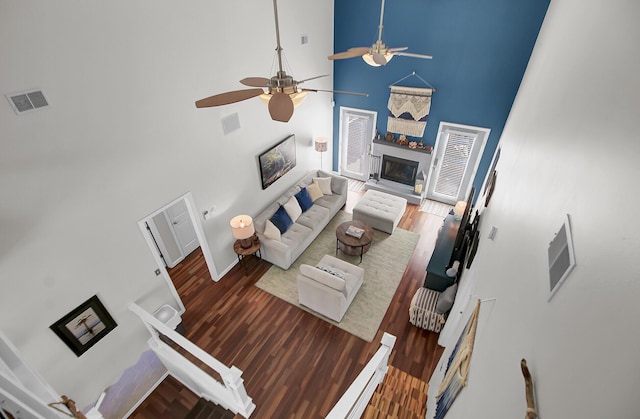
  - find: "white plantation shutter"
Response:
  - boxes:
[345,114,368,173]
[433,130,477,198]
[339,107,376,181]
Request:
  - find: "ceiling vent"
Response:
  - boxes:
[221,112,240,135]
[5,89,50,115]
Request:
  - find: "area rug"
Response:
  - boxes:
[255,211,419,342]
[419,199,453,218]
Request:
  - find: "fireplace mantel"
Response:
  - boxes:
[366,140,433,205]
[372,139,432,154]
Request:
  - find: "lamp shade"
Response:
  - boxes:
[453,201,467,220]
[314,137,328,152]
[230,215,255,240]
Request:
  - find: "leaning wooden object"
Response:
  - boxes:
[48,395,87,418]
[521,359,537,419]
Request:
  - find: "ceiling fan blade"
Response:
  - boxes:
[268,92,294,122]
[301,88,369,97]
[388,47,408,52]
[394,51,433,60]
[297,74,329,84]
[373,53,388,65]
[328,47,370,60]
[240,77,270,87]
[195,88,264,108]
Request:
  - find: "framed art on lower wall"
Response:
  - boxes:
[50,295,117,357]
[259,134,296,189]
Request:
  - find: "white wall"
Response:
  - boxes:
[428,1,640,418]
[0,0,334,406]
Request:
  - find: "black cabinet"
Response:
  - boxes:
[424,213,460,292]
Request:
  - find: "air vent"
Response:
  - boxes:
[5,89,50,115]
[548,213,576,301]
[221,112,240,135]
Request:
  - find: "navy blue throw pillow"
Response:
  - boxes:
[295,188,314,212]
[270,206,293,234]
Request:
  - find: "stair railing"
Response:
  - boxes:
[129,303,255,418]
[326,332,396,419]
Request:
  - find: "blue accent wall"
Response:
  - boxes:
[333,0,549,197]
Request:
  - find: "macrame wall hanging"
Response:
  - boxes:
[387,71,435,138]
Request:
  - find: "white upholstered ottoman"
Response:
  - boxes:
[352,190,407,234]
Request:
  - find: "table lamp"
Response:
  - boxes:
[453,201,467,220]
[230,215,255,249]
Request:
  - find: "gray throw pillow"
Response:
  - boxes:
[435,283,458,314]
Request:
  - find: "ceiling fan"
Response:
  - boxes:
[196,0,367,123]
[328,0,432,66]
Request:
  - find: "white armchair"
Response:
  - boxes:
[296,255,364,322]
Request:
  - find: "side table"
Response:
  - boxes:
[233,235,261,276]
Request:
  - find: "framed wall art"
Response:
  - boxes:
[435,299,481,419]
[50,295,117,357]
[259,134,296,189]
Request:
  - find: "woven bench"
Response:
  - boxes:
[409,287,447,333]
[352,190,407,234]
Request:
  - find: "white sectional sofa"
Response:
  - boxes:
[253,170,348,270]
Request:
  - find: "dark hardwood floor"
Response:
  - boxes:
[131,191,445,418]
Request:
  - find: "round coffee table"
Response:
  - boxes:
[335,220,374,263]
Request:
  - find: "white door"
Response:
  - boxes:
[165,199,199,258]
[148,199,199,269]
[339,107,377,181]
[426,122,490,205]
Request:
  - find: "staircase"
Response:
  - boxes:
[185,398,236,419]
[362,366,429,419]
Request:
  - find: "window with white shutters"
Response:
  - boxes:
[339,107,377,181]
[433,130,477,198]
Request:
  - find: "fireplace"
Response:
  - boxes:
[380,155,419,186]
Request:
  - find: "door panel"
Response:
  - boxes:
[166,199,199,257]
[339,107,377,181]
[427,122,490,205]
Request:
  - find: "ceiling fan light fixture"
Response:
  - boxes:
[259,90,307,107]
[362,52,394,67]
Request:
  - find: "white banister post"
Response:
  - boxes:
[223,366,256,417]
[378,332,396,375]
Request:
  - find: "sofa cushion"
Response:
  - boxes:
[296,171,316,189]
[280,222,312,250]
[295,188,314,212]
[300,264,346,293]
[436,283,458,314]
[306,182,324,202]
[283,196,302,222]
[313,177,333,195]
[296,204,330,230]
[270,206,293,233]
[263,220,281,241]
[276,184,302,207]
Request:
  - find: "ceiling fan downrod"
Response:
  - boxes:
[376,0,386,44]
[271,0,289,86]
